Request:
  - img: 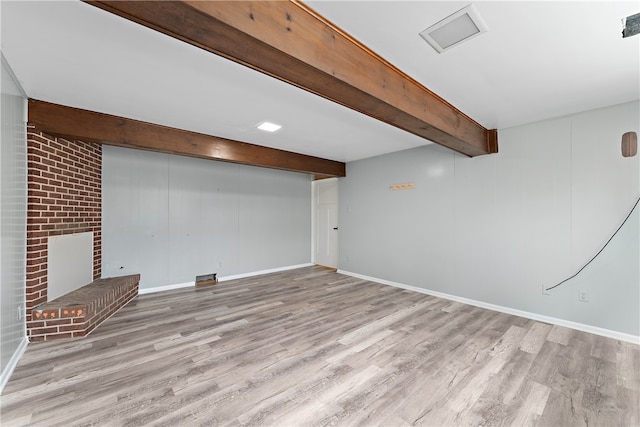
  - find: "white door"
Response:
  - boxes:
[313,178,338,268]
[316,203,338,268]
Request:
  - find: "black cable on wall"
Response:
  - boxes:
[545,196,640,292]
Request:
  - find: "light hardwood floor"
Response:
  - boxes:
[1,267,638,426]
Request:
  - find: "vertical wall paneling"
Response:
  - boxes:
[232,162,312,273]
[339,101,640,337]
[571,103,640,268]
[339,144,456,288]
[103,146,312,290]
[0,55,28,392]
[101,148,168,284]
[567,101,640,331]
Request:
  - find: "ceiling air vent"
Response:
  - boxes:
[419,4,488,53]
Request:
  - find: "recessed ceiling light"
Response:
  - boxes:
[419,4,488,53]
[257,121,282,132]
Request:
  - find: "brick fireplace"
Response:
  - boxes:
[26,127,102,340]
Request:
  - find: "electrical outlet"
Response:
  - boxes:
[17,306,22,320]
[578,290,589,302]
[542,283,551,296]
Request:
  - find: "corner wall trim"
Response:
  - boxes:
[138,263,314,295]
[0,337,29,395]
[337,270,640,345]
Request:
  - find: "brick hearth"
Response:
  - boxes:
[30,275,140,341]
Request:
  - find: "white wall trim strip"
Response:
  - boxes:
[0,337,29,395]
[138,263,314,295]
[138,281,195,295]
[338,270,640,345]
[217,263,313,282]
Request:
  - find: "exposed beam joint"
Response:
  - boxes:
[28,99,346,177]
[85,0,498,157]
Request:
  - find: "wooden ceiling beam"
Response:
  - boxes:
[28,99,346,177]
[85,0,498,157]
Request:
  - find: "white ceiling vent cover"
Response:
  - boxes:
[419,4,488,53]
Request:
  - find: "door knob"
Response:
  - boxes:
[333,227,338,230]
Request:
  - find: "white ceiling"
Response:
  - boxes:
[1,1,638,163]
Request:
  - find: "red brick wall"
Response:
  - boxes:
[26,127,101,338]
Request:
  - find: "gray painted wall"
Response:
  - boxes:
[102,146,312,289]
[0,54,27,385]
[339,101,639,336]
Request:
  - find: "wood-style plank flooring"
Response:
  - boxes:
[1,267,639,426]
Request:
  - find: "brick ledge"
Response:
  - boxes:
[30,274,140,341]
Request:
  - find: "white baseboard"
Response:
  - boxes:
[218,263,313,282]
[338,270,640,345]
[138,281,194,295]
[0,336,29,395]
[138,263,314,295]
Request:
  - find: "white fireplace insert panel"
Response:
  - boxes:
[47,231,93,301]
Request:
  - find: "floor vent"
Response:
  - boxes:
[195,273,218,287]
